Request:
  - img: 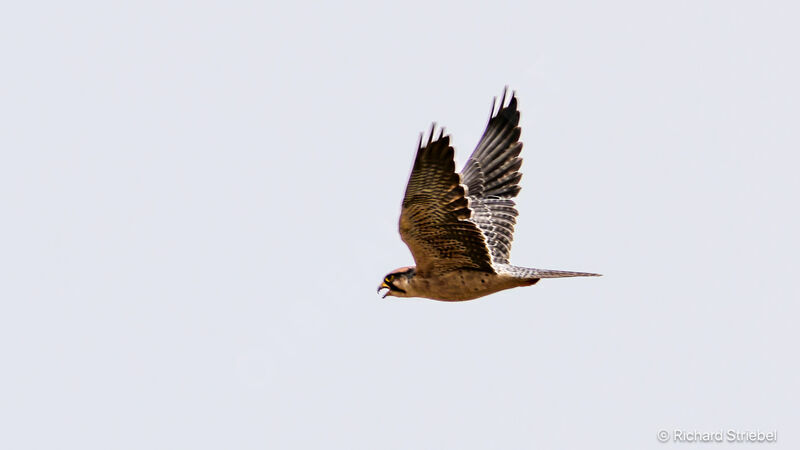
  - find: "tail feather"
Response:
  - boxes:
[511,266,602,279]
[533,269,601,278]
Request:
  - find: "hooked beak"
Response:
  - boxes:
[377,282,391,298]
[377,280,405,298]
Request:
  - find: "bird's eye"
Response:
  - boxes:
[385,276,392,283]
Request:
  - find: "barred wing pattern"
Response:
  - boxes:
[460,90,524,265]
[399,127,495,277]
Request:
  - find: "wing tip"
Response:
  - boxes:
[489,86,519,119]
[419,123,451,149]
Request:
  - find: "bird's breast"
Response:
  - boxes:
[410,270,526,301]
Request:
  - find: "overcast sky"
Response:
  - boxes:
[2,1,799,449]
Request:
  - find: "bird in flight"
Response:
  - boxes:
[378,88,600,301]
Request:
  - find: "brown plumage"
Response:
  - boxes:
[379,88,600,301]
[399,126,494,276]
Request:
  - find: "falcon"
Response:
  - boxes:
[378,89,600,301]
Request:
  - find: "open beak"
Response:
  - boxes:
[377,282,391,298]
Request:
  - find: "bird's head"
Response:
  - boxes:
[377,266,416,298]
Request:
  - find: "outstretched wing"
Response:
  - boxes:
[399,126,495,277]
[460,89,524,265]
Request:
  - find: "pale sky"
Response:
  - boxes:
[1,1,798,449]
